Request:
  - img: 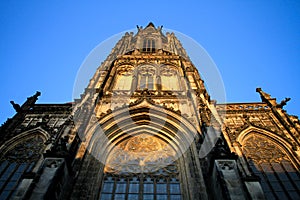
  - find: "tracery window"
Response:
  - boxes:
[142,39,155,53]
[138,65,156,90]
[99,134,182,200]
[160,66,180,91]
[113,66,133,91]
[100,174,181,200]
[242,134,300,199]
[0,135,45,200]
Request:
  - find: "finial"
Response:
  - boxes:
[277,97,291,108]
[256,88,285,108]
[20,91,42,112]
[146,22,155,27]
[10,101,21,113]
[35,91,41,97]
[256,88,271,100]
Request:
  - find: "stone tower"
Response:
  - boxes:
[0,23,299,200]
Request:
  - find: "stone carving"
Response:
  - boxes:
[44,158,63,168]
[104,133,176,174]
[117,65,134,74]
[10,101,22,112]
[276,97,291,108]
[242,135,289,164]
[1,136,44,163]
[160,66,177,76]
[45,136,69,158]
[256,88,271,100]
[139,65,156,75]
[217,160,235,170]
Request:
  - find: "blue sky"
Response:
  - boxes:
[1,1,300,124]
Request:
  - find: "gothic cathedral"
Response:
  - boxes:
[0,23,300,200]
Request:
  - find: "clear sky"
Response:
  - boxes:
[1,1,299,124]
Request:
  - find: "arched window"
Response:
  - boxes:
[242,134,300,199]
[100,174,181,200]
[0,135,45,200]
[113,66,133,91]
[137,65,156,90]
[142,39,155,53]
[99,134,182,200]
[160,66,180,91]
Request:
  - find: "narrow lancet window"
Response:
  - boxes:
[160,66,180,91]
[138,65,156,90]
[113,66,133,91]
[142,39,155,53]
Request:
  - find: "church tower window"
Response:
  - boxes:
[142,39,155,53]
[138,65,156,90]
[160,66,180,91]
[113,66,133,91]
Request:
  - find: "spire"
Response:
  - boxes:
[146,22,155,28]
[137,22,163,32]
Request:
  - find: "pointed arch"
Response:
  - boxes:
[85,98,199,163]
[237,126,300,199]
[136,64,157,90]
[159,64,181,91]
[81,99,199,200]
[113,64,134,91]
[0,127,50,157]
[237,126,298,167]
[0,127,50,200]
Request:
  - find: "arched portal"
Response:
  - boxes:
[83,100,201,200]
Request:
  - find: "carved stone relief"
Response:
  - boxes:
[1,136,45,163]
[104,133,176,174]
[242,134,289,164]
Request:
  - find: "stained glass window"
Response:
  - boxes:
[99,174,181,200]
[99,134,182,199]
[0,135,45,200]
[243,134,300,199]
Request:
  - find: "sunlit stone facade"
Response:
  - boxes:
[0,23,299,200]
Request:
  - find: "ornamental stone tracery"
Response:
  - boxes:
[242,134,289,164]
[104,133,176,174]
[1,136,45,163]
[138,65,156,75]
[112,63,184,93]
